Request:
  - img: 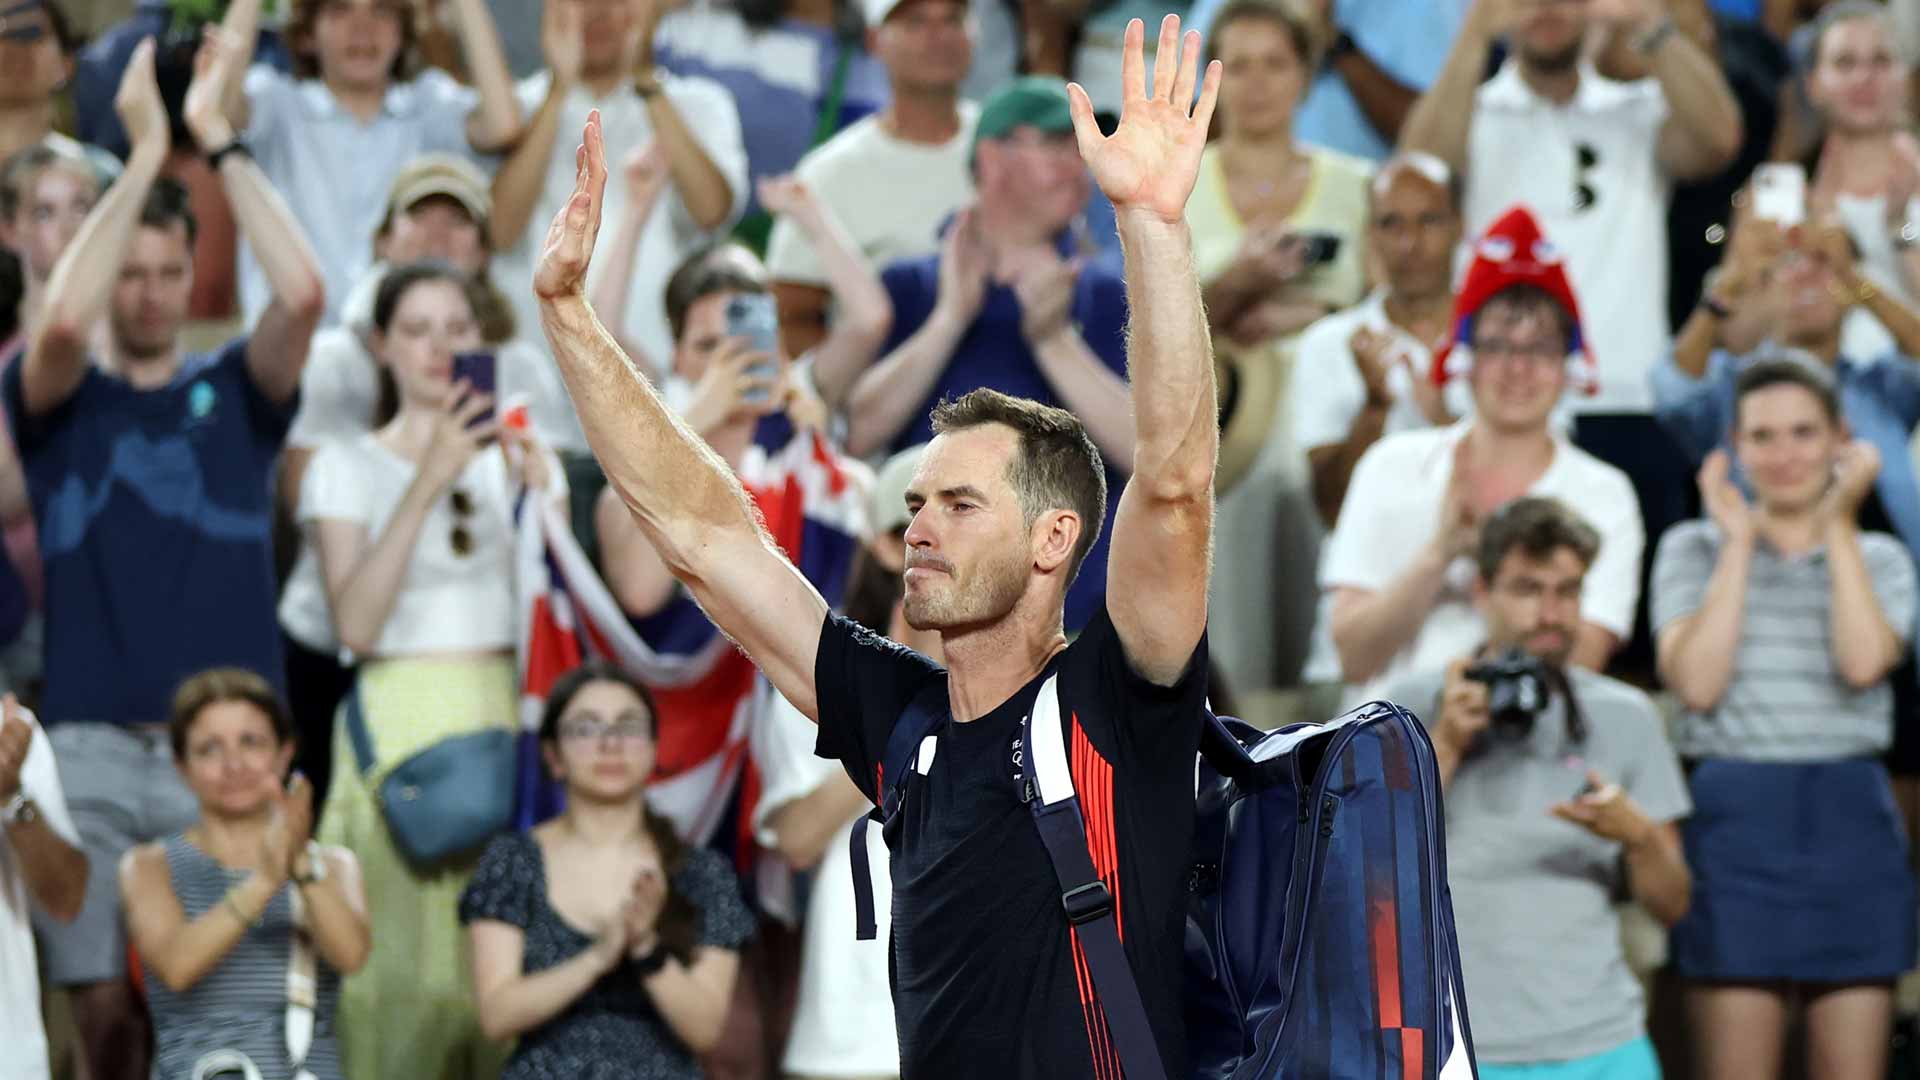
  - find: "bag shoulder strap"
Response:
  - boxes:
[850,677,948,941]
[343,684,377,780]
[287,864,318,1080]
[1021,674,1169,1080]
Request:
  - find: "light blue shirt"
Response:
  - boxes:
[240,65,482,328]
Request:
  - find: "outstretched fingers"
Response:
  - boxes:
[1066,80,1102,163]
[1170,27,1200,110]
[1120,17,1146,104]
[1192,57,1223,131]
[1152,14,1181,103]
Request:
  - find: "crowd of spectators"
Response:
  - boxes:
[3,0,1920,1078]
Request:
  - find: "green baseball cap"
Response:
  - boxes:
[970,76,1076,168]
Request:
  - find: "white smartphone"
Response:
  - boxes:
[1751,163,1807,226]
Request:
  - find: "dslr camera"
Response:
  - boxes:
[1463,647,1551,741]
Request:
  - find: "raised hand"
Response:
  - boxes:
[1066,15,1221,225]
[184,26,241,152]
[115,37,170,156]
[0,695,33,802]
[534,112,610,301]
[625,866,667,960]
[1349,326,1399,407]
[543,0,586,90]
[625,141,669,212]
[933,207,990,325]
[1431,438,1482,562]
[1012,253,1080,346]
[259,773,313,882]
[1697,449,1754,548]
[680,337,783,437]
[1821,439,1882,525]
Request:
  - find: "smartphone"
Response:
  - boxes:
[1301,231,1343,269]
[451,351,498,429]
[1751,163,1807,227]
[724,293,781,404]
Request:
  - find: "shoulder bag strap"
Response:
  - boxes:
[1023,674,1169,1080]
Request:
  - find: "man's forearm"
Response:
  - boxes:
[8,817,86,922]
[1398,17,1494,171]
[1624,826,1692,927]
[223,156,324,315]
[1033,330,1135,470]
[491,84,571,249]
[1330,47,1418,145]
[39,140,165,346]
[451,0,523,151]
[647,94,733,230]
[1118,214,1216,489]
[844,310,969,457]
[539,294,762,560]
[1330,549,1451,685]
[1650,27,1744,178]
[794,208,891,407]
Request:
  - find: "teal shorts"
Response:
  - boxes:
[1478,1036,1661,1080]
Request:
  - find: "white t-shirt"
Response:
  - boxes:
[1289,294,1447,685]
[1289,292,1441,455]
[0,715,78,1079]
[1320,422,1645,704]
[1466,62,1672,414]
[750,691,898,1076]
[297,435,522,659]
[492,72,748,376]
[763,106,979,288]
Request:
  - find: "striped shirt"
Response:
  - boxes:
[1651,519,1917,761]
[146,834,343,1080]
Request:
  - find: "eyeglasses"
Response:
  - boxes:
[1573,143,1599,213]
[1473,339,1565,365]
[450,489,473,556]
[559,714,653,742]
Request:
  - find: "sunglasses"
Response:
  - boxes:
[450,489,473,556]
[1573,143,1599,213]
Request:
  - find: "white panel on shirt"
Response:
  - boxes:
[492,72,749,373]
[763,107,980,287]
[749,692,899,1075]
[1465,63,1672,415]
[1320,423,1645,705]
[1,718,77,1079]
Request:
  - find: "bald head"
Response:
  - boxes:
[1368,152,1461,302]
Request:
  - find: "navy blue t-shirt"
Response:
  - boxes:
[3,340,293,723]
[879,250,1130,631]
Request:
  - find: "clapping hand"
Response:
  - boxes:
[1067,15,1221,225]
[625,866,666,960]
[624,141,669,219]
[1697,449,1755,548]
[1011,252,1081,347]
[115,38,170,157]
[933,207,990,326]
[184,26,242,153]
[534,113,609,301]
[0,695,33,803]
[1820,439,1882,526]
[542,0,586,89]
[258,773,314,883]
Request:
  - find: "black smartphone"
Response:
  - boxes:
[1301,231,1342,268]
[451,351,497,429]
[724,293,780,404]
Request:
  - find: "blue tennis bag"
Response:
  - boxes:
[851,681,1478,1079]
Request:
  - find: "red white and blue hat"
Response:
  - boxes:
[1429,205,1598,397]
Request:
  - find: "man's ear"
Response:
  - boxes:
[1031,508,1081,574]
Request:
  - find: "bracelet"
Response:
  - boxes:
[633,68,664,99]
[1632,17,1678,56]
[633,943,669,976]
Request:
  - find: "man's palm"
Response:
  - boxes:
[534,112,610,300]
[1069,16,1220,224]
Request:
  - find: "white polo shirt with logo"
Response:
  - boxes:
[1465,62,1672,415]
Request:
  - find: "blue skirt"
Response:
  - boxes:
[1672,758,1917,982]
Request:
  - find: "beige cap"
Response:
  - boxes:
[387,153,491,223]
[869,444,927,535]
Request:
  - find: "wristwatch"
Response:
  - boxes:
[632,942,669,976]
[633,67,664,99]
[207,138,253,169]
[1,791,38,827]
[1633,17,1678,56]
[293,842,328,887]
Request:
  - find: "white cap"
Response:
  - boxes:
[863,0,909,27]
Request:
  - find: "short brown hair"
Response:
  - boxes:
[929,388,1107,584]
[169,668,295,761]
[1472,283,1575,356]
[285,0,419,82]
[664,242,770,343]
[1475,496,1601,583]
[1203,0,1318,66]
[1733,355,1843,428]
